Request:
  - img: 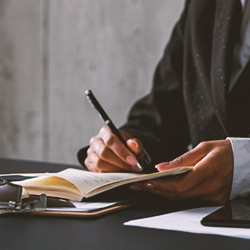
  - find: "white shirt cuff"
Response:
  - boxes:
[227,137,250,199]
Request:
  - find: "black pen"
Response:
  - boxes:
[85,89,143,171]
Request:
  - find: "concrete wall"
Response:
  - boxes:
[0,0,185,165]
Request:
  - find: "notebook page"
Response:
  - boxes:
[13,176,83,201]
[51,168,141,197]
[13,176,77,190]
[86,166,193,198]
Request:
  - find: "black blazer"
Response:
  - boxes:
[78,0,250,172]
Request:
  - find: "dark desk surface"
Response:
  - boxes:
[0,158,250,250]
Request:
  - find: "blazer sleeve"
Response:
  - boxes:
[120,0,191,173]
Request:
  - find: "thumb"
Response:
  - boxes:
[156,150,197,172]
[127,138,145,160]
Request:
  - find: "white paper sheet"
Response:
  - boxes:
[47,201,117,212]
[124,207,250,240]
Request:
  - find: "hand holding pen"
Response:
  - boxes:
[84,90,145,173]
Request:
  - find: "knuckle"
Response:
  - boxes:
[104,134,116,147]
[84,158,89,167]
[175,156,184,165]
[87,148,91,155]
[100,125,109,135]
[99,146,108,159]
[99,126,106,135]
[89,136,96,146]
[96,157,102,167]
[197,141,210,151]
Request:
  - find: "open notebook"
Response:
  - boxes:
[5,167,193,201]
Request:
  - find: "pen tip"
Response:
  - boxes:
[136,162,143,171]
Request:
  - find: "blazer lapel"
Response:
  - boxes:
[229,0,250,92]
[229,39,250,92]
[210,0,241,136]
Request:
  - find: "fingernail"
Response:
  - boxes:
[128,139,139,149]
[132,165,142,172]
[132,139,139,149]
[145,182,154,189]
[127,156,137,165]
[130,185,142,191]
[155,162,170,168]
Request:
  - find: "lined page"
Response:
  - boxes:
[86,166,193,198]
[51,168,141,196]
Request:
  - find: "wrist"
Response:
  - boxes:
[226,137,250,199]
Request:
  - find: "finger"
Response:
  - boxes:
[91,138,140,172]
[156,142,211,171]
[131,153,230,204]
[139,156,212,193]
[119,130,133,140]
[86,151,126,173]
[99,126,141,170]
[130,181,205,200]
[126,139,145,159]
[146,187,202,200]
[144,151,221,194]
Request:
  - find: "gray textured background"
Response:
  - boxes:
[0,0,184,165]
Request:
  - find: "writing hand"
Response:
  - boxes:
[85,125,145,173]
[130,140,233,205]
